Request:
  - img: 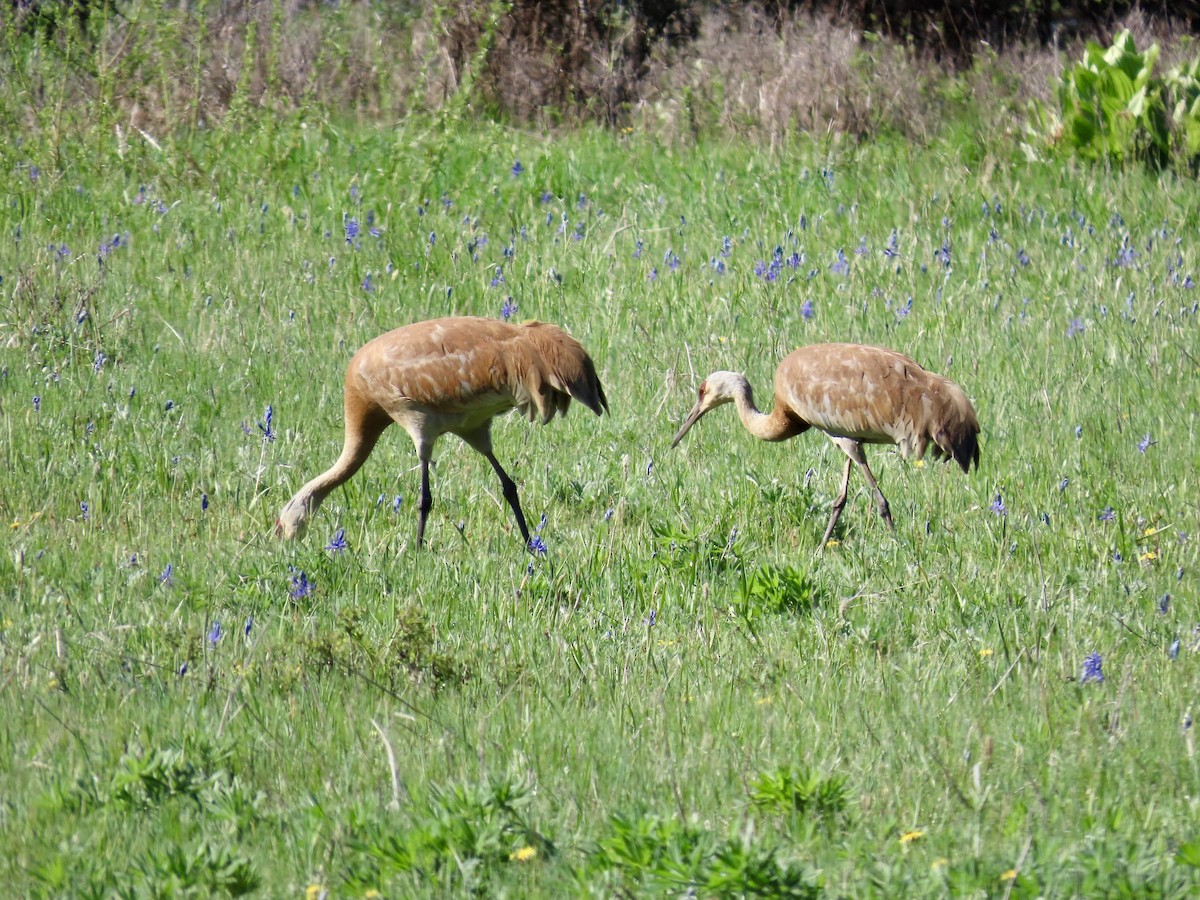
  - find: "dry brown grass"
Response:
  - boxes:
[5,0,1196,145]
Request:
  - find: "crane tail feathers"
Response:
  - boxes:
[520,322,609,419]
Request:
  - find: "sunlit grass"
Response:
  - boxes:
[2,114,1199,895]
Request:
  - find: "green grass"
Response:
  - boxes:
[3,111,1200,897]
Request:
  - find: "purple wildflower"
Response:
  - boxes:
[1066,318,1085,338]
[1080,651,1104,683]
[1137,434,1155,453]
[1169,638,1180,660]
[345,217,359,244]
[209,621,223,646]
[1017,248,1031,267]
[989,494,1007,517]
[830,249,850,276]
[800,299,815,321]
[93,350,107,373]
[289,568,314,600]
[883,231,899,259]
[159,563,174,586]
[33,395,40,412]
[244,615,254,637]
[326,527,348,554]
[1059,477,1069,491]
[258,405,276,442]
[501,297,517,320]
[512,160,524,177]
[1099,506,1115,522]
[201,493,208,512]
[80,501,90,520]
[1075,425,1083,439]
[528,535,547,555]
[1158,593,1170,614]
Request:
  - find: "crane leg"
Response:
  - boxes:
[416,456,434,547]
[855,459,894,531]
[827,437,895,536]
[821,456,854,545]
[484,451,532,545]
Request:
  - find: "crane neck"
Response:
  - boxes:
[732,377,796,443]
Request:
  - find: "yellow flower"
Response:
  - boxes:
[1000,868,1018,881]
[979,648,994,658]
[510,846,538,862]
[364,891,382,899]
[825,539,840,548]
[899,830,925,844]
[756,696,773,706]
[1139,550,1158,563]
[305,885,326,900]
[914,459,926,468]
[931,857,949,871]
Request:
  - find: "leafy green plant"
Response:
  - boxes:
[1164,58,1200,166]
[747,764,850,823]
[735,564,816,621]
[349,773,553,894]
[650,521,743,577]
[1031,30,1170,167]
[584,811,819,896]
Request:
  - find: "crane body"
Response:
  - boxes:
[276,316,608,547]
[671,343,980,543]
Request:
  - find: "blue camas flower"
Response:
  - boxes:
[289,568,314,599]
[1080,652,1104,683]
[326,527,348,554]
[258,405,276,442]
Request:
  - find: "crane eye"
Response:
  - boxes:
[697,383,707,399]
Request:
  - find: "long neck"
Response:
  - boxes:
[732,379,798,442]
[284,422,383,522]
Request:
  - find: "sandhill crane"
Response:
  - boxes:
[276,316,608,548]
[670,343,980,543]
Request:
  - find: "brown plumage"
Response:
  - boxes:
[276,316,608,547]
[671,343,980,543]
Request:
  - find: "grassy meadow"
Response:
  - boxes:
[3,81,1200,898]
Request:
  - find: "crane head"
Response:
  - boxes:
[670,371,743,447]
[274,500,309,540]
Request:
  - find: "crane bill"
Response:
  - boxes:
[670,403,705,448]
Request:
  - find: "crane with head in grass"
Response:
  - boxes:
[276,316,608,548]
[670,342,980,543]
